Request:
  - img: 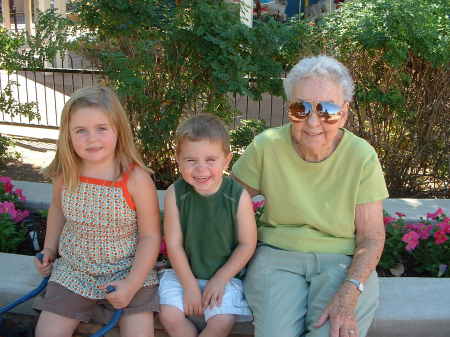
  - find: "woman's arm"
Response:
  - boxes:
[35,176,65,276]
[164,185,203,316]
[314,200,385,337]
[202,189,257,308]
[106,167,161,308]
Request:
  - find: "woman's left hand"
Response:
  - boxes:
[313,283,360,337]
[103,279,139,309]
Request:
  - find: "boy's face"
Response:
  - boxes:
[177,139,232,196]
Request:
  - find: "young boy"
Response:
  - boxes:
[159,114,257,337]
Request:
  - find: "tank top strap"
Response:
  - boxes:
[118,163,137,210]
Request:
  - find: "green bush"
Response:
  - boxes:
[61,0,314,187]
[313,0,449,197]
[230,118,267,166]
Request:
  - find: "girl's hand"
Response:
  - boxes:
[102,279,139,309]
[34,248,56,277]
[183,284,203,316]
[202,276,227,309]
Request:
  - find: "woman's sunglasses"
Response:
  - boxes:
[288,100,343,124]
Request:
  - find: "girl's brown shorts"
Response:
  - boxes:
[33,281,159,323]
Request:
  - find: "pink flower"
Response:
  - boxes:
[418,225,433,240]
[401,231,420,251]
[0,201,17,220]
[427,208,444,220]
[0,176,14,193]
[437,222,450,234]
[159,239,167,256]
[434,230,448,245]
[13,209,29,223]
[13,188,26,201]
[395,212,406,217]
[252,200,265,212]
[383,216,395,225]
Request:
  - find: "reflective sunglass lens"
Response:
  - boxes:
[289,102,308,120]
[320,102,341,115]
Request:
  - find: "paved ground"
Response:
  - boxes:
[0,124,58,182]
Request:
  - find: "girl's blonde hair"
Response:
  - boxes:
[45,87,149,190]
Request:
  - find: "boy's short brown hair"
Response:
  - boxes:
[175,114,230,156]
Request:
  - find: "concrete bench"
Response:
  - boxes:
[2,181,449,337]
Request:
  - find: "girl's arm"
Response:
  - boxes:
[106,167,161,309]
[35,176,65,276]
[164,185,203,316]
[202,189,257,308]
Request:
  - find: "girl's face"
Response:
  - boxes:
[69,107,118,166]
[177,139,232,196]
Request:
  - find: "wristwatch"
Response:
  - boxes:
[345,278,364,293]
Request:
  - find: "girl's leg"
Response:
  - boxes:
[119,311,155,337]
[200,314,235,337]
[35,311,79,337]
[159,304,198,337]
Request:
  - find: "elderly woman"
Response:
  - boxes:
[232,55,388,337]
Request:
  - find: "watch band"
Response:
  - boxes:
[345,278,364,293]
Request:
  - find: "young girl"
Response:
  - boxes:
[159,114,257,337]
[33,87,161,337]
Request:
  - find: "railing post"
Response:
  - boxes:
[1,0,11,29]
[54,0,66,15]
[24,0,32,35]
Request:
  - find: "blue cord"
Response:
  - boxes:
[89,309,124,337]
[0,253,49,316]
[0,276,49,316]
[0,253,123,336]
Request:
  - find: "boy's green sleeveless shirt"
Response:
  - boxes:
[174,176,243,280]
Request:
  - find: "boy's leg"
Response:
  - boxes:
[159,304,198,337]
[35,311,79,337]
[119,311,155,337]
[200,314,235,337]
[158,270,198,337]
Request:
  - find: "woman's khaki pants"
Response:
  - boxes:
[244,245,379,337]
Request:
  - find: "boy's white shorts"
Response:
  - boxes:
[158,269,252,322]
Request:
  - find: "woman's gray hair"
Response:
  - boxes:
[284,55,354,102]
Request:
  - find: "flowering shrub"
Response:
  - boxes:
[379,208,449,277]
[252,196,265,228]
[0,177,30,252]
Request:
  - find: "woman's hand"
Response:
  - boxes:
[34,248,56,277]
[183,284,203,316]
[313,283,360,337]
[103,279,140,309]
[202,275,227,309]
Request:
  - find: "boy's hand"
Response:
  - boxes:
[184,284,203,316]
[202,276,227,309]
[34,248,56,277]
[102,279,139,309]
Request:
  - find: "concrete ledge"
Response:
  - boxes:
[1,253,449,337]
[13,180,449,220]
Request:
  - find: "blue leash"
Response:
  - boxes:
[0,253,124,337]
[0,253,49,323]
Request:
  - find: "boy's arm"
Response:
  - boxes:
[105,167,161,309]
[164,185,203,316]
[202,189,257,308]
[35,175,65,276]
